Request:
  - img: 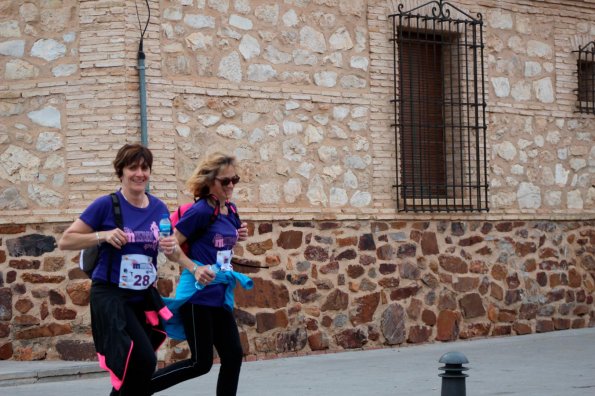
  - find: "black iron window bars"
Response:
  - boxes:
[390,0,488,213]
[576,41,595,115]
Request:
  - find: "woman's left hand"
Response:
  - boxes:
[238,222,248,241]
[161,235,180,261]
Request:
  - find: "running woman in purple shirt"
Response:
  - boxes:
[59,144,181,396]
[151,152,249,396]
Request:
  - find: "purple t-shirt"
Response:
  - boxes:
[79,191,169,287]
[175,199,241,306]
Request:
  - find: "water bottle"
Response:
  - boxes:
[195,264,220,290]
[158,213,171,251]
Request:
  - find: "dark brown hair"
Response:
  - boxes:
[113,143,153,179]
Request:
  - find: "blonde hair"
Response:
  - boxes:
[186,152,238,198]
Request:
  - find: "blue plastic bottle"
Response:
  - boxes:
[158,213,171,251]
[195,264,221,290]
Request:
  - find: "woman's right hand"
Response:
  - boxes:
[103,228,128,250]
[194,265,216,286]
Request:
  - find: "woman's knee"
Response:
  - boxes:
[131,346,157,376]
[219,345,243,366]
[190,355,214,375]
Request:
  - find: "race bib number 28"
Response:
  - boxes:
[119,254,157,290]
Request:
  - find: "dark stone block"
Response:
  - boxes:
[56,340,96,361]
[321,289,349,311]
[407,325,432,343]
[235,278,289,309]
[399,262,420,280]
[422,309,436,326]
[319,261,339,274]
[292,221,313,228]
[234,308,256,327]
[12,283,25,294]
[359,254,376,266]
[459,293,486,318]
[390,285,420,300]
[0,342,13,359]
[376,245,394,260]
[0,225,26,234]
[15,323,72,339]
[308,332,330,351]
[336,249,357,261]
[14,298,33,314]
[358,234,376,251]
[439,255,468,274]
[346,265,365,279]
[350,293,380,326]
[519,303,538,320]
[0,322,9,337]
[0,288,12,321]
[49,289,66,305]
[451,222,466,236]
[506,273,521,289]
[256,310,288,333]
[314,235,333,245]
[505,289,522,305]
[9,259,41,270]
[276,230,303,249]
[492,325,512,336]
[292,287,318,303]
[397,243,416,258]
[275,327,307,352]
[318,222,340,230]
[379,263,396,275]
[536,320,554,333]
[52,307,77,320]
[6,234,56,257]
[381,303,405,345]
[436,310,460,341]
[337,236,357,247]
[335,328,367,349]
[21,273,65,283]
[286,273,308,285]
[258,223,273,234]
[421,232,439,255]
[246,239,273,255]
[480,223,493,234]
[304,245,329,261]
[378,277,400,288]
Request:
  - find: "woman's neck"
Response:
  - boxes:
[208,194,226,208]
[121,189,147,208]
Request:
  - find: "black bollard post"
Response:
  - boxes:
[438,351,469,396]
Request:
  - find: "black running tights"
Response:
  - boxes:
[151,303,243,395]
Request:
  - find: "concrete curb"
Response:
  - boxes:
[0,362,106,387]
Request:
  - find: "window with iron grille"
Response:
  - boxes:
[390,1,488,213]
[576,41,595,114]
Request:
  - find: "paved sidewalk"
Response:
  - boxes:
[1,327,594,395]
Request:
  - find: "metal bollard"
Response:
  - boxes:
[438,351,469,396]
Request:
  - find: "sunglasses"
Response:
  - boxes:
[215,175,240,186]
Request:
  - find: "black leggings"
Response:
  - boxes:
[151,303,243,395]
[110,301,157,396]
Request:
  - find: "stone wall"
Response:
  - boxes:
[0,0,593,361]
[1,219,593,361]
